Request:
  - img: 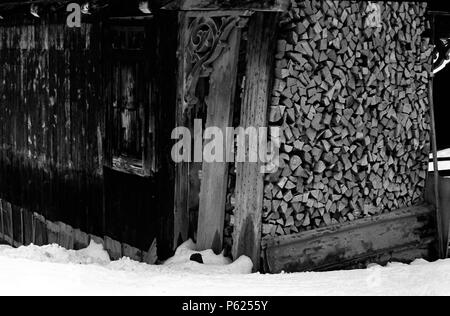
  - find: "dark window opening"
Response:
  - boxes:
[106,24,154,177]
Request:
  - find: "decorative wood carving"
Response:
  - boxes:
[183,15,242,112]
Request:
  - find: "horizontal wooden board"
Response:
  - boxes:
[0,15,170,257]
[264,204,436,273]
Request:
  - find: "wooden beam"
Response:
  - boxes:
[151,9,180,258]
[232,12,279,272]
[196,19,241,254]
[0,200,13,245]
[173,12,190,250]
[429,15,446,259]
[264,205,435,273]
[162,0,290,12]
[429,79,445,258]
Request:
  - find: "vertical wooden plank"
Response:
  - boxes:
[173,12,190,249]
[429,14,446,259]
[145,19,156,176]
[33,213,48,246]
[0,199,4,242]
[232,12,279,271]
[122,243,143,262]
[58,222,74,249]
[22,209,33,246]
[104,236,122,260]
[196,20,241,253]
[11,205,23,247]
[46,220,60,245]
[73,228,89,250]
[428,80,445,257]
[20,208,24,246]
[2,200,13,245]
[152,10,179,259]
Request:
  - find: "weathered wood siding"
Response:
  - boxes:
[264,204,436,273]
[0,12,176,255]
[0,16,105,235]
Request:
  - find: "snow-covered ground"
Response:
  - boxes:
[0,241,450,296]
[1,149,450,296]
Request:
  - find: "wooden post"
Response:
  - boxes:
[429,14,446,259]
[0,199,4,242]
[429,81,445,259]
[232,12,279,271]
[196,18,242,253]
[2,201,13,245]
[173,12,191,250]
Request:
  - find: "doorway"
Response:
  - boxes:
[174,12,249,254]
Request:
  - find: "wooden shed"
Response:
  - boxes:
[0,0,446,272]
[0,0,289,264]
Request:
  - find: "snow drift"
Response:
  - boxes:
[0,240,111,265]
[163,240,253,274]
[0,239,253,275]
[1,241,450,296]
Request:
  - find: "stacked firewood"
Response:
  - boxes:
[263,0,433,238]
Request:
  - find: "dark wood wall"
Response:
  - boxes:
[0,16,105,234]
[0,10,178,256]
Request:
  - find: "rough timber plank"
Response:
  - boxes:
[264,205,435,273]
[173,12,190,250]
[196,21,241,254]
[1,200,13,245]
[33,213,48,246]
[232,12,279,271]
[22,209,34,246]
[0,199,3,242]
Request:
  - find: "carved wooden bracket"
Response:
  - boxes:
[183,15,244,112]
